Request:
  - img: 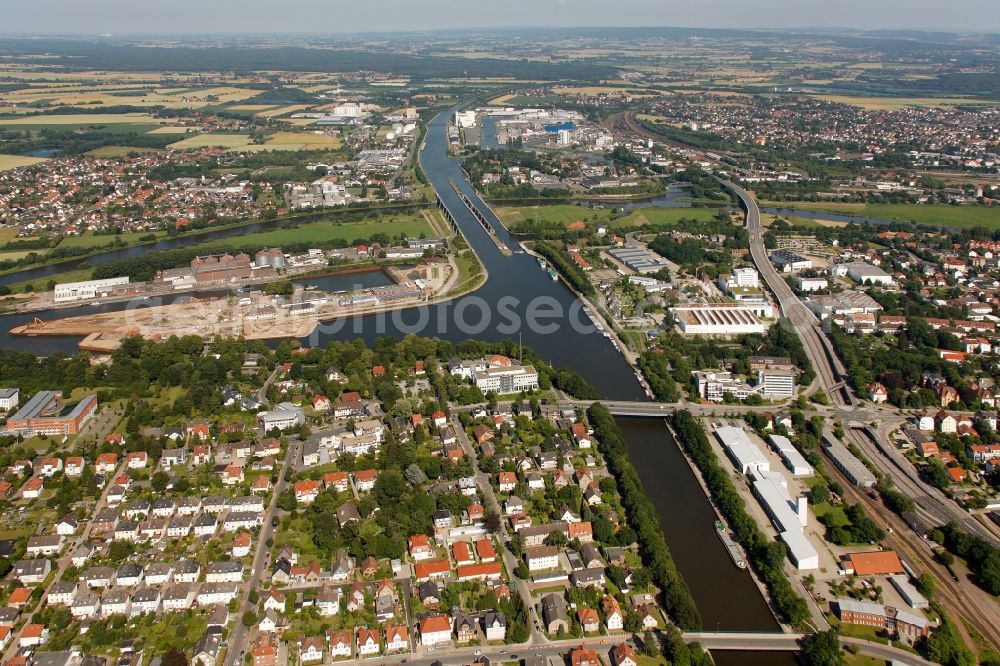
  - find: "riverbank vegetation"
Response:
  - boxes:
[532,241,595,296]
[587,403,702,630]
[89,216,435,283]
[669,410,810,625]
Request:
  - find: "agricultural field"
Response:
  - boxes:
[255,104,314,117]
[810,95,1000,110]
[147,126,199,134]
[0,154,46,171]
[254,131,342,151]
[765,202,1000,229]
[0,113,167,126]
[167,133,254,150]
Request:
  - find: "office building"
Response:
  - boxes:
[6,391,98,436]
[474,365,539,394]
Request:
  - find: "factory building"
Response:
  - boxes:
[255,248,286,270]
[749,467,818,571]
[823,435,877,487]
[54,277,130,303]
[831,261,895,287]
[191,253,253,284]
[770,250,812,272]
[608,246,670,274]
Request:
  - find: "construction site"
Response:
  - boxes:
[11,261,455,352]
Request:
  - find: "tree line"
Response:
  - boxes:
[533,241,595,296]
[587,403,702,629]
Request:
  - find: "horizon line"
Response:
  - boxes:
[0,25,998,38]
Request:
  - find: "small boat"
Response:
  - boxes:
[547,269,558,281]
[303,284,319,291]
[92,300,103,306]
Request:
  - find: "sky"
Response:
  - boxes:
[1,0,998,35]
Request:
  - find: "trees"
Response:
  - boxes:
[150,471,169,493]
[938,521,1000,595]
[162,648,187,666]
[588,403,701,630]
[799,630,845,666]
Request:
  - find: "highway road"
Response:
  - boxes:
[720,180,852,407]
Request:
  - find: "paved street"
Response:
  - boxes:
[223,440,298,666]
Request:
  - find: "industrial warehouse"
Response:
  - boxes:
[715,425,819,570]
[670,303,770,335]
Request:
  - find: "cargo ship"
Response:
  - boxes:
[715,520,747,569]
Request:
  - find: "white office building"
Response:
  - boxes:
[796,277,828,292]
[0,388,18,411]
[733,267,759,288]
[473,365,539,394]
[758,369,796,398]
[693,371,756,402]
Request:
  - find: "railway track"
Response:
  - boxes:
[822,446,1000,654]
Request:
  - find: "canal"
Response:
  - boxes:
[2,104,791,653]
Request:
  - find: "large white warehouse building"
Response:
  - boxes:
[54,277,130,303]
[671,304,770,335]
[716,425,770,475]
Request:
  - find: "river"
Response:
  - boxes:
[0,205,427,288]
[2,104,792,657]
